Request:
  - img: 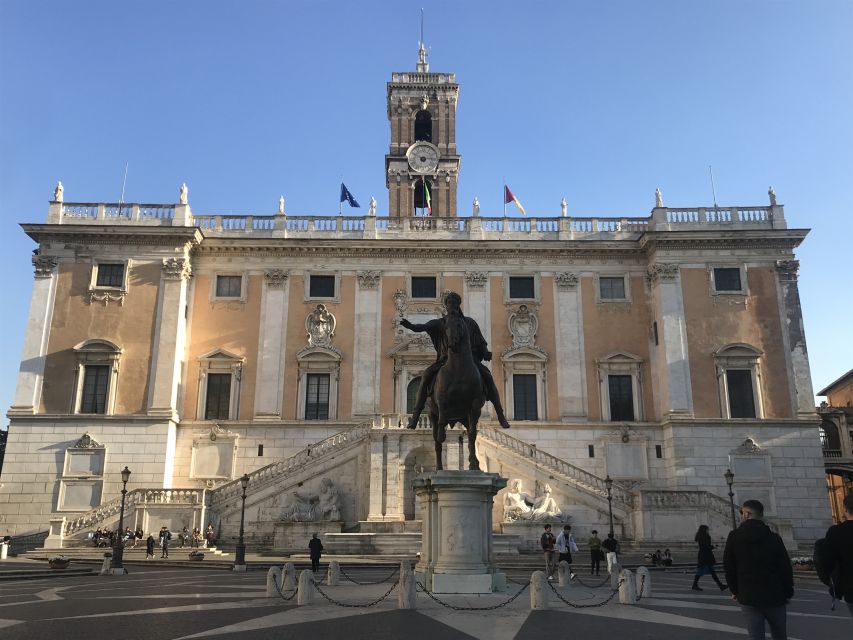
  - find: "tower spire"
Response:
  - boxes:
[417,8,429,72]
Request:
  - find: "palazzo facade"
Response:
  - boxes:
[0,49,831,551]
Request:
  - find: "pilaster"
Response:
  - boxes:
[146,257,192,419]
[648,263,694,417]
[775,260,815,417]
[553,272,587,418]
[254,270,289,418]
[10,255,60,415]
[352,271,381,416]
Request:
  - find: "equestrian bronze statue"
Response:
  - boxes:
[400,291,510,470]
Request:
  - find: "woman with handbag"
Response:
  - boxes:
[692,524,728,591]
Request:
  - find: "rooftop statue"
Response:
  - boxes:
[472,197,480,217]
[179,182,188,205]
[655,187,664,208]
[53,181,64,203]
[368,196,377,217]
[768,186,777,206]
[278,195,285,215]
[561,198,567,218]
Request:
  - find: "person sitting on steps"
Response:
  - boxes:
[401,291,510,430]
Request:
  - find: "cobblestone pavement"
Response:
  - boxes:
[0,564,848,639]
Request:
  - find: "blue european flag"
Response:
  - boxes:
[340,183,360,208]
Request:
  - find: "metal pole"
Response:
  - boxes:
[235,485,247,568]
[112,481,128,571]
[607,488,614,538]
[728,486,737,530]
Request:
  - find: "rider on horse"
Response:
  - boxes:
[400,291,511,430]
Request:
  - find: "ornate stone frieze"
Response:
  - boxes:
[357,270,380,289]
[306,304,336,348]
[732,438,763,455]
[264,269,288,288]
[465,272,488,289]
[554,272,578,289]
[775,259,799,282]
[646,263,679,284]
[508,305,538,349]
[32,255,59,278]
[162,257,192,280]
[392,289,408,315]
[72,432,104,449]
[87,290,126,306]
[279,477,342,522]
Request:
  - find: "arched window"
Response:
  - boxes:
[406,377,421,414]
[414,110,432,142]
[413,179,433,214]
[820,421,841,451]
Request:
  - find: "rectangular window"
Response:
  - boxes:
[204,373,232,420]
[258,444,264,457]
[512,374,538,421]
[305,373,330,420]
[588,445,595,458]
[714,268,742,292]
[726,369,756,418]
[309,275,335,298]
[655,444,663,459]
[411,276,437,299]
[96,263,125,288]
[599,277,626,300]
[608,374,635,421]
[80,365,110,414]
[215,275,242,298]
[509,276,535,299]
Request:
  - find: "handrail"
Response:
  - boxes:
[638,489,731,520]
[208,421,373,507]
[477,425,633,507]
[64,488,204,536]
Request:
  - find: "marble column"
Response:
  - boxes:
[254,270,289,418]
[775,260,815,417]
[10,255,60,415]
[147,257,192,418]
[553,272,587,418]
[352,271,381,417]
[366,432,387,521]
[465,272,491,418]
[648,263,694,416]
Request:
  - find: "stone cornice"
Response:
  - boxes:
[21,223,203,248]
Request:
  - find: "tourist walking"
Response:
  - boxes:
[587,529,603,575]
[540,524,557,579]
[692,524,727,592]
[602,532,620,574]
[819,492,853,619]
[555,524,578,580]
[723,500,793,640]
[308,533,323,573]
[145,533,155,559]
[159,526,171,558]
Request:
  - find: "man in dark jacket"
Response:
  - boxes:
[723,499,793,640]
[824,492,853,619]
[308,533,323,573]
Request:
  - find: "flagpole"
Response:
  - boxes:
[119,162,128,214]
[339,176,343,216]
[502,177,506,217]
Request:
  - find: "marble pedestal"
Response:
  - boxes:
[414,470,507,594]
[273,521,342,550]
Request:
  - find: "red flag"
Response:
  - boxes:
[504,185,526,215]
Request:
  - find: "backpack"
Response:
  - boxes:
[813,537,842,604]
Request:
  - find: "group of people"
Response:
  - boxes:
[540,524,619,579]
[649,548,673,567]
[90,524,218,559]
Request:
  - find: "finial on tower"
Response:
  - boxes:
[417,9,429,72]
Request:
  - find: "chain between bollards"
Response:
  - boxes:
[415,580,530,611]
[634,574,647,602]
[272,573,299,602]
[546,577,624,608]
[573,574,612,588]
[339,565,400,585]
[312,576,399,608]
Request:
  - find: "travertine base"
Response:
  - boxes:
[414,470,507,593]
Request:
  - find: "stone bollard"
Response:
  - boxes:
[398,560,416,610]
[610,562,622,590]
[282,562,296,590]
[557,561,571,587]
[635,566,651,599]
[326,560,340,586]
[618,569,637,605]
[266,566,283,597]
[99,554,112,576]
[530,570,549,610]
[297,569,314,606]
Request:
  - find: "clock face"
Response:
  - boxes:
[407,142,440,173]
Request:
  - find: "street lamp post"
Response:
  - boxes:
[112,466,131,574]
[604,475,614,538]
[234,474,250,572]
[724,468,737,530]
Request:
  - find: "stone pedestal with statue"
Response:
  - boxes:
[414,470,507,593]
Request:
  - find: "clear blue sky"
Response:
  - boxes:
[1,0,851,417]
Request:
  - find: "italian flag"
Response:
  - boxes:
[423,178,432,215]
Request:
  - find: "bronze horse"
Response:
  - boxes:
[428,307,486,470]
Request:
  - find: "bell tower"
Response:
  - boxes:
[386,44,460,217]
